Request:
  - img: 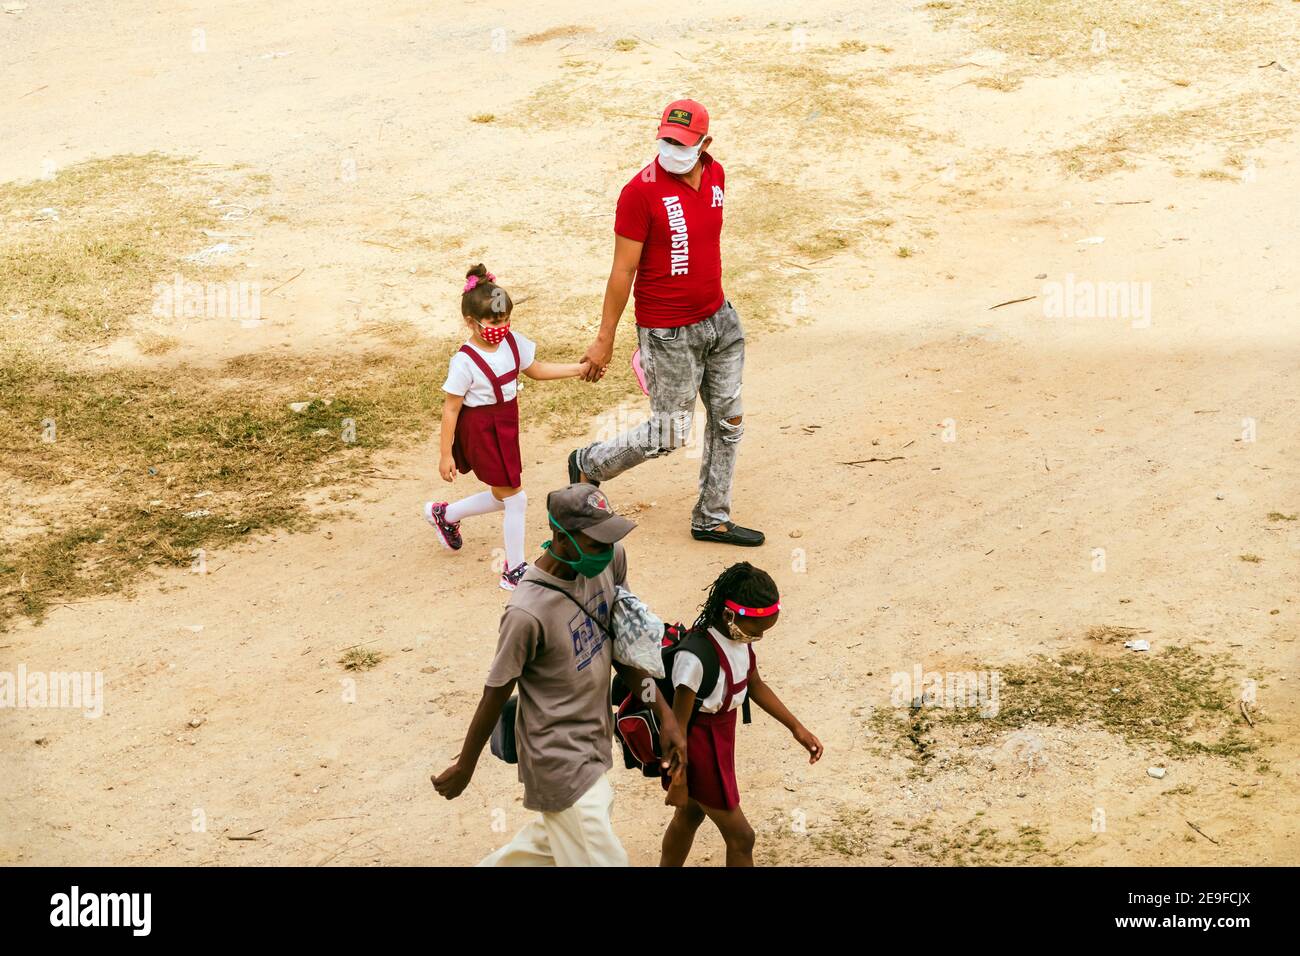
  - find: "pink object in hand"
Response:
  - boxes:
[631,348,649,395]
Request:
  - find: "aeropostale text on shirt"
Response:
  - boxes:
[662,195,689,275]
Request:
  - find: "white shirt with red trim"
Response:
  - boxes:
[670,626,753,714]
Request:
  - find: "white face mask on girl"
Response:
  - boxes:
[658,138,702,175]
[723,611,763,643]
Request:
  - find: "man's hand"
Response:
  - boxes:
[433,682,513,802]
[431,759,473,799]
[581,336,613,382]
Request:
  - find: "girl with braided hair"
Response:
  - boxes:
[659,562,823,866]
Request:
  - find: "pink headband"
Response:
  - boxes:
[463,272,496,293]
[725,598,781,618]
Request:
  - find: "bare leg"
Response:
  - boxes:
[700,803,756,867]
[659,799,707,867]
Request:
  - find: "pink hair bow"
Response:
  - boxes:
[463,272,496,293]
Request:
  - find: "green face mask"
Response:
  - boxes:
[543,515,615,578]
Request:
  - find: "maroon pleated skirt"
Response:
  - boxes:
[452,398,522,488]
[662,707,740,811]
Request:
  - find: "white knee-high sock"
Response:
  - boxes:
[445,490,504,523]
[502,489,528,571]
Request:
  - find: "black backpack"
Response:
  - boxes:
[610,625,752,777]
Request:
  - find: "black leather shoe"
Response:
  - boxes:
[568,450,599,487]
[691,522,765,547]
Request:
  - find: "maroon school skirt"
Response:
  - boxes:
[663,707,740,811]
[452,398,522,488]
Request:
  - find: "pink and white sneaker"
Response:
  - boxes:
[423,501,463,550]
[500,561,529,591]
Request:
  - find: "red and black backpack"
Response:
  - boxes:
[609,624,752,777]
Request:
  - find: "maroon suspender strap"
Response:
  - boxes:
[458,342,520,405]
[457,345,504,403]
[503,332,520,377]
[706,630,745,714]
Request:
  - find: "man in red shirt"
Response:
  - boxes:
[570,99,763,547]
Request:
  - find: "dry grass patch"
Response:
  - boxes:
[928,0,1298,69]
[133,331,181,356]
[733,60,906,141]
[1084,624,1144,643]
[0,344,446,628]
[873,643,1256,765]
[517,25,594,46]
[340,647,383,671]
[973,73,1023,92]
[888,817,1048,866]
[359,318,427,348]
[759,807,1050,865]
[1055,92,1297,178]
[0,154,259,343]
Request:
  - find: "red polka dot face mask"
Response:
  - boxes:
[476,319,510,346]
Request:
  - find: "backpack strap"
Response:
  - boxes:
[524,579,613,640]
[668,628,721,714]
[742,644,756,724]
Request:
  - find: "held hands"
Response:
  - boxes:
[665,772,690,808]
[660,721,689,806]
[439,453,457,483]
[580,336,613,382]
[661,719,687,777]
[793,724,824,764]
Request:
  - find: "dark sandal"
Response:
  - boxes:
[691,521,765,547]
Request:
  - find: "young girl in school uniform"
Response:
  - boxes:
[659,562,824,867]
[425,264,589,590]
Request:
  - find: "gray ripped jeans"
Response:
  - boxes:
[577,299,745,530]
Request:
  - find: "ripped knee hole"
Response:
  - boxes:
[720,414,745,443]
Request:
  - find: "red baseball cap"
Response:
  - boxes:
[657,99,709,146]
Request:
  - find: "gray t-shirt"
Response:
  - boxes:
[486,543,627,813]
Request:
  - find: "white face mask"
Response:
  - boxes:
[723,611,763,643]
[658,138,702,175]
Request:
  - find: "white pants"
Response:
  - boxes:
[477,775,629,867]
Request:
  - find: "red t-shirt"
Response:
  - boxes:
[614,153,726,328]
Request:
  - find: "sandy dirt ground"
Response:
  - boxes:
[2,0,1297,865]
